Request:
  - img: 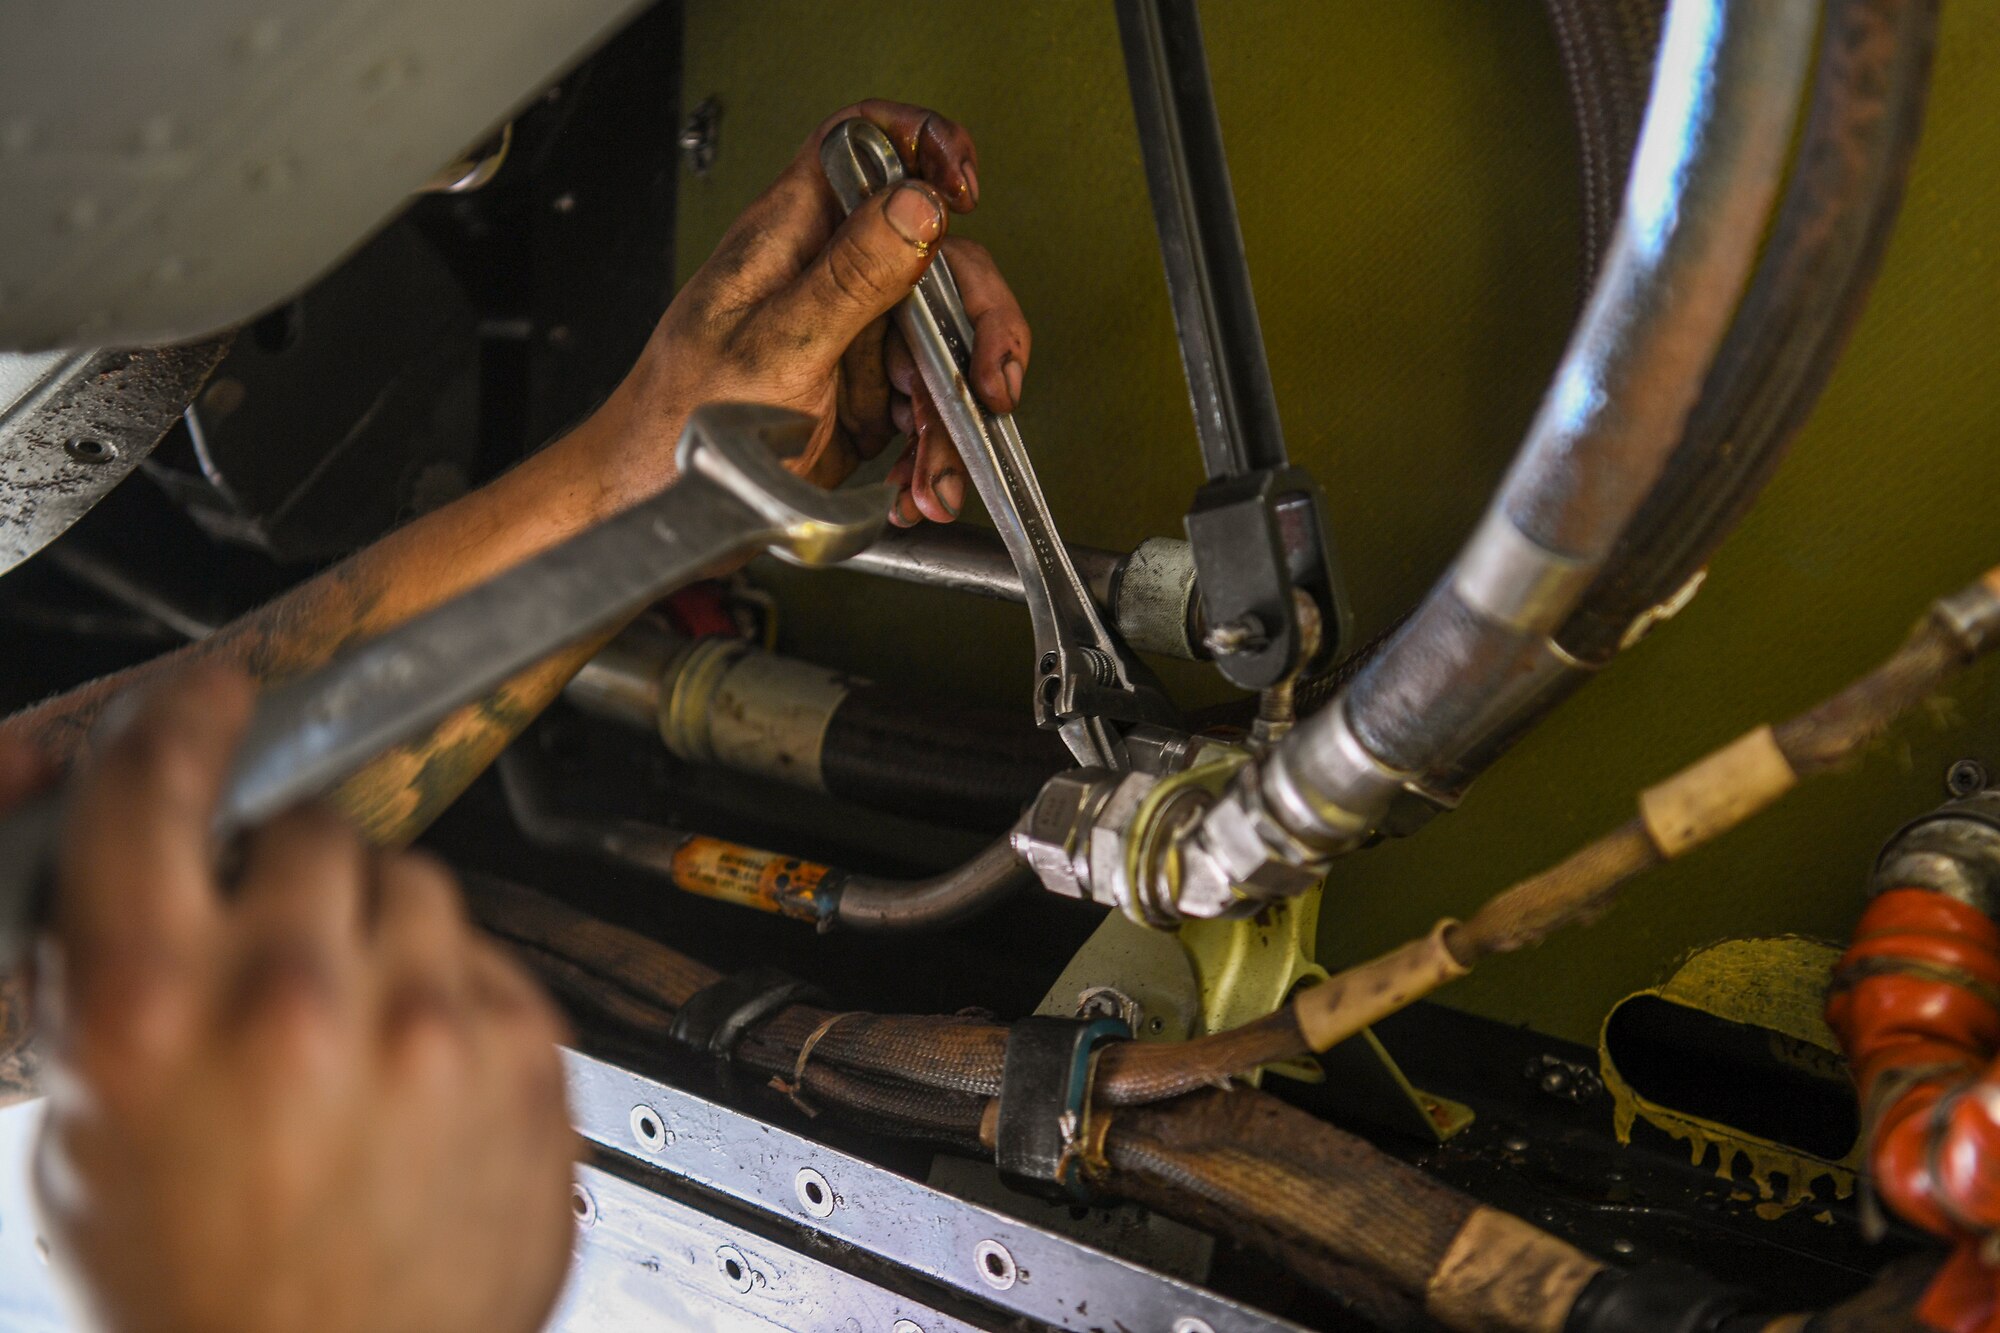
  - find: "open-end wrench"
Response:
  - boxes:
[0,403,892,961]
[820,118,1176,768]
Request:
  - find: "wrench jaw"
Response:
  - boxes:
[819,119,905,216]
[820,118,1182,771]
[678,402,895,567]
[1042,651,1182,770]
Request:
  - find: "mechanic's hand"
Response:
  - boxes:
[31,664,577,1333]
[600,99,1030,526]
[0,736,51,1102]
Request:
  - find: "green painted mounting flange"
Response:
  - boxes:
[1033,802,1472,1143]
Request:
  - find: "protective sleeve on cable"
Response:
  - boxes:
[1826,887,2000,1332]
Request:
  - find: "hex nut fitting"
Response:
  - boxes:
[1175,774,1328,919]
[1013,770,1126,901]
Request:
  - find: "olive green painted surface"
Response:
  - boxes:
[679,2,2000,1045]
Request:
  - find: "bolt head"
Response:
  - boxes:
[1202,614,1267,657]
[1948,759,1990,799]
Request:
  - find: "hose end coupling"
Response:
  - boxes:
[1875,788,2000,922]
[1013,751,1334,926]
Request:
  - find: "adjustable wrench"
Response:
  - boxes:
[820,118,1175,768]
[0,403,892,959]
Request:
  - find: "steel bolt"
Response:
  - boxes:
[1076,985,1141,1030]
[1202,614,1267,657]
[1948,758,1989,798]
[1611,1238,1636,1257]
[892,1323,925,1333]
[1173,1320,1217,1333]
[679,96,722,175]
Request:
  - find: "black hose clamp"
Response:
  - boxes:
[995,1015,1130,1200]
[669,966,826,1059]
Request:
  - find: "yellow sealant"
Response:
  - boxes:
[1599,937,1857,1214]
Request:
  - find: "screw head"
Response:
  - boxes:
[892,1323,925,1333]
[1174,1320,1217,1333]
[1948,759,1989,798]
[1075,986,1140,1030]
[64,436,116,465]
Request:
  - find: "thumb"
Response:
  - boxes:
[756,178,946,361]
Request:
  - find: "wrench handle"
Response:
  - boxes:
[0,407,891,965]
[820,120,1163,766]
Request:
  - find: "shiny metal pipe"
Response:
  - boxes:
[831,832,1032,932]
[827,525,1205,661]
[1262,0,1817,854]
[497,749,1025,932]
[839,524,1120,606]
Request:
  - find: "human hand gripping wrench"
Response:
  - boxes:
[820,119,1177,770]
[0,403,892,959]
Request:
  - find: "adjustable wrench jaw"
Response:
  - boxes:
[820,119,1177,769]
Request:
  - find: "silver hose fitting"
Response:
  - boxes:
[1013,750,1335,925]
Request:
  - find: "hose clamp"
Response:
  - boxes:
[669,966,827,1060]
[994,1015,1129,1200]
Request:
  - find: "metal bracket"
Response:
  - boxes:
[1115,0,1348,688]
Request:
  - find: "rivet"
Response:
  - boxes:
[715,1244,755,1294]
[64,437,117,466]
[795,1167,835,1218]
[629,1103,669,1153]
[973,1239,1017,1290]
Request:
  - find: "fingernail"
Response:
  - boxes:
[959,161,980,207]
[891,490,923,527]
[932,467,964,518]
[1003,356,1024,407]
[886,181,945,249]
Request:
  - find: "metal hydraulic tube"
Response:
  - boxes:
[496,748,1027,932]
[1255,0,1818,862]
[1010,0,1825,923]
[828,525,1208,662]
[1429,0,1940,801]
[568,621,1067,832]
